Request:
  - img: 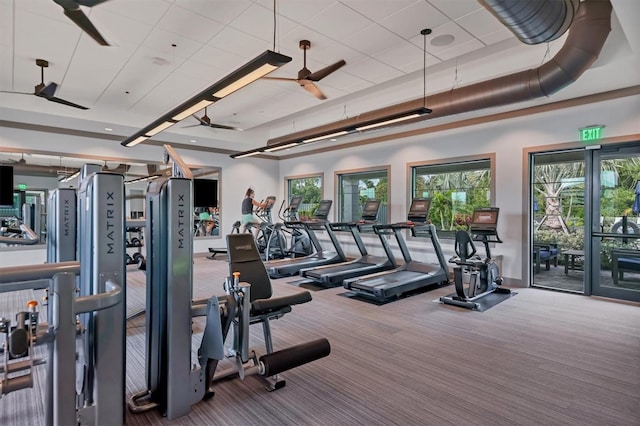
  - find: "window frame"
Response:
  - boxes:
[335,165,391,224]
[284,172,324,218]
[407,154,495,238]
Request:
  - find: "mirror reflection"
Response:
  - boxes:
[0,151,221,246]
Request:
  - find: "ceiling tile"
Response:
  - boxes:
[142,27,204,62]
[305,2,373,40]
[99,0,171,26]
[157,4,225,44]
[480,28,515,45]
[345,58,404,84]
[379,1,449,40]
[372,41,436,71]
[344,24,406,56]
[206,27,272,59]
[173,0,252,25]
[411,21,475,60]
[257,0,335,23]
[436,38,485,61]
[341,1,417,22]
[455,8,508,41]
[228,3,299,44]
[427,0,484,20]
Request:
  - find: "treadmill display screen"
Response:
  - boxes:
[288,196,303,211]
[408,198,431,221]
[362,200,381,220]
[314,200,333,219]
[472,208,498,226]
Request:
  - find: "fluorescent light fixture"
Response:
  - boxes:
[264,142,300,152]
[124,174,162,185]
[229,107,431,159]
[146,121,176,136]
[127,136,148,147]
[212,63,278,98]
[303,130,349,144]
[356,108,430,131]
[172,99,214,121]
[122,50,291,148]
[231,149,262,159]
[59,169,80,183]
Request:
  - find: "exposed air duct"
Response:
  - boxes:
[479,0,580,45]
[266,0,612,149]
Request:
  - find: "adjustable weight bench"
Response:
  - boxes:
[226,233,317,389]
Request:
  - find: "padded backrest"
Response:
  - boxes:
[454,230,476,261]
[226,233,273,301]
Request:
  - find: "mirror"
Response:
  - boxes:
[0,151,222,246]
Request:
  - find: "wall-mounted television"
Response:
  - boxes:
[0,165,14,207]
[193,179,218,208]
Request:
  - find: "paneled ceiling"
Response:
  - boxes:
[0,0,639,157]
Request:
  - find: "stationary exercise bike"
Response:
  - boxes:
[441,207,510,310]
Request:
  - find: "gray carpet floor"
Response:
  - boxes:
[1,256,639,425]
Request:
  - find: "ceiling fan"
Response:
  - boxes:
[262,40,346,100]
[182,107,242,131]
[0,59,89,110]
[53,0,111,46]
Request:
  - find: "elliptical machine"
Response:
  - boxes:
[441,207,511,310]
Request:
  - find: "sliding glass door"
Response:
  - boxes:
[530,142,640,302]
[590,144,640,301]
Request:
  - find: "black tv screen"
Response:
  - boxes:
[194,179,218,208]
[0,165,14,207]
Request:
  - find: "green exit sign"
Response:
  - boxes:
[580,125,604,142]
[18,184,27,190]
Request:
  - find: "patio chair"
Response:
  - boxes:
[533,243,559,274]
[611,248,640,285]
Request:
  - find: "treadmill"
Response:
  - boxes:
[299,200,396,287]
[343,198,450,301]
[264,200,347,278]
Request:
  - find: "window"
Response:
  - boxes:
[285,173,323,219]
[336,167,389,224]
[410,156,493,234]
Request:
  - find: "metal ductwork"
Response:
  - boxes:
[479,0,580,45]
[266,0,612,148]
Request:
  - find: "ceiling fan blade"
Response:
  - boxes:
[36,83,89,109]
[262,76,299,82]
[47,96,90,110]
[307,60,346,81]
[60,5,110,46]
[207,123,242,131]
[181,124,201,129]
[300,80,327,100]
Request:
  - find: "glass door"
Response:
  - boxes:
[531,150,586,292]
[590,144,640,302]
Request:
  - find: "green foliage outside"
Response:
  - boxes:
[533,157,640,269]
[414,169,490,231]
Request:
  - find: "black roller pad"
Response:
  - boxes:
[260,338,330,377]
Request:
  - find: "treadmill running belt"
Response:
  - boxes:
[305,262,375,278]
[350,270,427,288]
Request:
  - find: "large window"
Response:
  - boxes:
[410,156,493,234]
[336,167,389,224]
[286,173,323,219]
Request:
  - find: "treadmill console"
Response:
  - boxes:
[288,196,303,212]
[361,200,381,221]
[407,198,431,223]
[313,200,333,221]
[469,207,501,243]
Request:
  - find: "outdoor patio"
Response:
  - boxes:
[532,255,640,293]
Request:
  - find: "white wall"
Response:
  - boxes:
[278,94,640,284]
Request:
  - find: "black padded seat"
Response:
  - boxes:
[227,233,311,339]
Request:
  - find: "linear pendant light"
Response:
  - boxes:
[230,28,434,159]
[121,50,292,147]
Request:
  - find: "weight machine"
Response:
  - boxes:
[1,170,126,425]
